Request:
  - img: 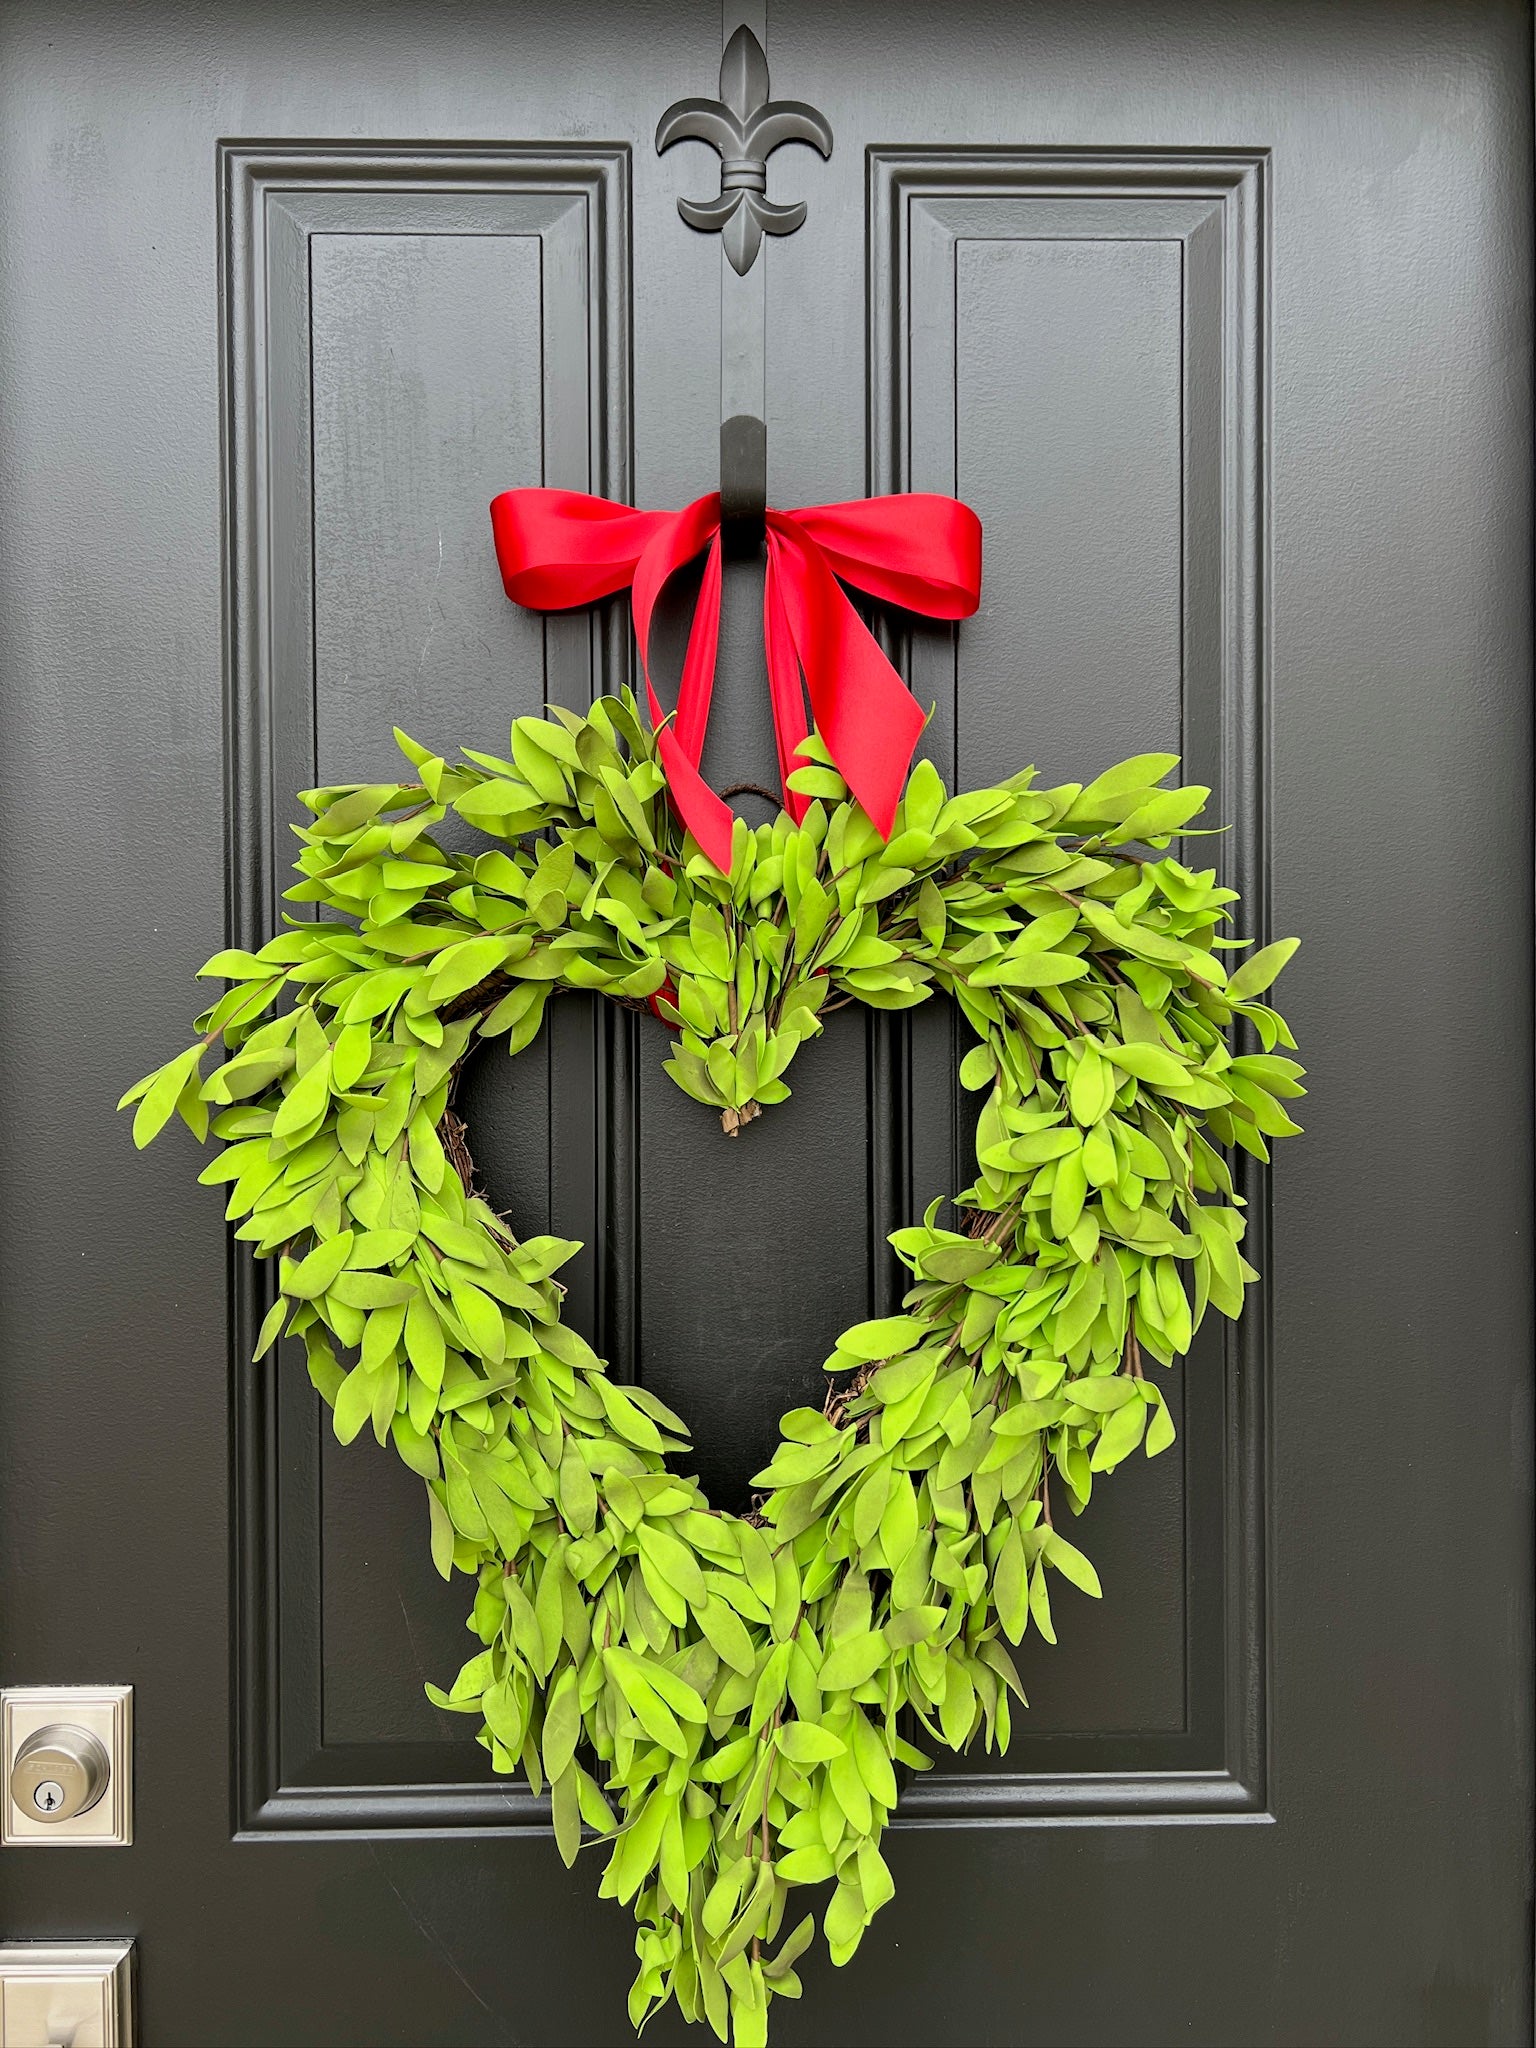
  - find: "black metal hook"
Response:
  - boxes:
[720,413,767,554]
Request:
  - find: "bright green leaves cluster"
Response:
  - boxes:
[123,697,1301,2047]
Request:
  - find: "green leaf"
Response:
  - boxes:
[602,1648,686,1756]
[737,1521,777,1607]
[1045,1531,1102,1598]
[603,1786,670,1905]
[1091,1395,1148,1470]
[776,1721,846,1765]
[883,1605,943,1649]
[995,1525,1029,1642]
[428,936,511,1004]
[920,1240,998,1281]
[197,948,277,980]
[303,1330,345,1405]
[1104,1041,1189,1086]
[448,1279,505,1365]
[252,1297,288,1361]
[329,1270,416,1309]
[697,1734,760,1784]
[316,783,403,834]
[332,1361,377,1445]
[1064,1375,1136,1413]
[130,1044,204,1148]
[698,1594,757,1676]
[1069,1044,1115,1125]
[1115,787,1209,840]
[786,764,848,800]
[271,1049,333,1139]
[817,1631,888,1693]
[454,785,540,838]
[1028,1559,1056,1643]
[1143,1385,1178,1457]
[857,1840,896,1914]
[869,1349,937,1405]
[348,1228,414,1269]
[541,1667,581,1782]
[558,1439,598,1534]
[763,1915,817,1982]
[834,1315,927,1363]
[750,1641,793,1733]
[635,1658,710,1727]
[878,1471,920,1566]
[1224,937,1300,1000]
[426,1487,455,1579]
[1068,755,1181,817]
[390,1414,439,1481]
[481,1678,526,1755]
[550,1764,582,1869]
[285,1231,355,1300]
[974,952,1089,988]
[635,1520,708,1604]
[332,1022,373,1091]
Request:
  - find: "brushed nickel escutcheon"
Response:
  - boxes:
[0,1689,131,1846]
[0,1941,134,2046]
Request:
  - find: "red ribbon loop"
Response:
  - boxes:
[489,486,982,874]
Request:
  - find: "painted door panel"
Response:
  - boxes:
[0,2,1528,2041]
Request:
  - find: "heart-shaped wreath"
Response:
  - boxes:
[125,695,1301,2046]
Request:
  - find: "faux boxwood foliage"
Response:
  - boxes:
[125,693,1301,2046]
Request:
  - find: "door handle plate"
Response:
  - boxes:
[0,1943,134,2047]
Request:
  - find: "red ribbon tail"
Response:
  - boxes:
[673,538,723,763]
[657,725,737,874]
[763,534,813,823]
[628,503,744,872]
[770,525,927,838]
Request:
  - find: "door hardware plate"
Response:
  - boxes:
[0,1689,131,1846]
[0,1943,134,2046]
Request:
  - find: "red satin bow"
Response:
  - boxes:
[489,487,982,873]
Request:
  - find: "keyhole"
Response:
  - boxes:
[33,1779,64,1812]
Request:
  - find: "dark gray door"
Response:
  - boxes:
[2,2,1530,2042]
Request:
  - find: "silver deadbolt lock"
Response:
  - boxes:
[9,1724,111,1825]
[1,1687,132,1844]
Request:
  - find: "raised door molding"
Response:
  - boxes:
[220,142,633,1835]
[869,148,1270,1822]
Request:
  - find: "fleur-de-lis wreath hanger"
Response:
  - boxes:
[656,23,833,274]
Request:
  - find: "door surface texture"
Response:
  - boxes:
[0,2,1531,2044]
